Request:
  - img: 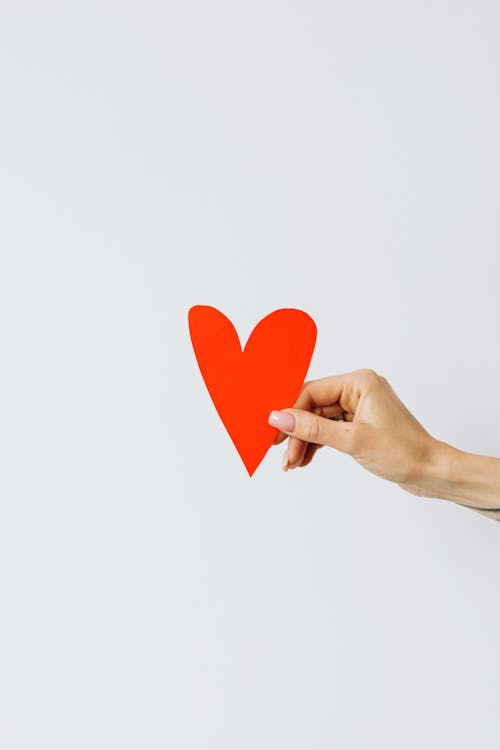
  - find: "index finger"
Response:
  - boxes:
[272,370,372,445]
[295,371,368,412]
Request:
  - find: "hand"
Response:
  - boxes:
[268,368,437,496]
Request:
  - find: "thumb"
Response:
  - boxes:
[268,408,359,456]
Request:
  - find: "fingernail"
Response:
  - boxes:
[268,410,295,433]
[282,448,289,471]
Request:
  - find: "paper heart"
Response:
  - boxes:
[188,305,317,476]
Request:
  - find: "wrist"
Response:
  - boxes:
[411,438,500,510]
[401,437,462,501]
[417,438,464,501]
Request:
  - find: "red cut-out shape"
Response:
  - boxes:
[188,305,317,476]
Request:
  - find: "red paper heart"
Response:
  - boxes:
[188,305,317,476]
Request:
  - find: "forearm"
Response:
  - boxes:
[420,439,500,520]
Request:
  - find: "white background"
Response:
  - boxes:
[1,2,500,748]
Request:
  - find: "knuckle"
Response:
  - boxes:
[359,368,380,385]
[301,383,312,401]
[294,381,314,409]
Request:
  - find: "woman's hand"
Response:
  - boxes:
[268,368,500,520]
[268,369,436,495]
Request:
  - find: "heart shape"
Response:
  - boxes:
[188,305,317,475]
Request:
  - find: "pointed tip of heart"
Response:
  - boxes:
[243,455,265,477]
[245,463,258,477]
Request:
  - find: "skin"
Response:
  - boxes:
[269,369,500,522]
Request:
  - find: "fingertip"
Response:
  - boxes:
[268,410,295,433]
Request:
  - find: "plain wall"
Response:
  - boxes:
[1,1,500,748]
